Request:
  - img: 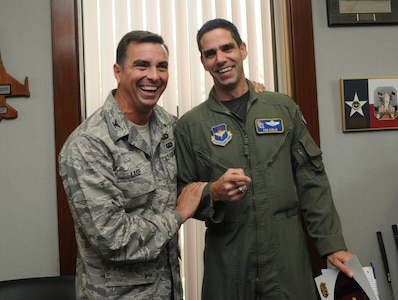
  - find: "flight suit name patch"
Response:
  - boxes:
[255,118,284,134]
[210,123,232,146]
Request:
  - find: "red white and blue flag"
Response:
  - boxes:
[342,77,398,132]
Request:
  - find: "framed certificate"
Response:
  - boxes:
[327,0,398,26]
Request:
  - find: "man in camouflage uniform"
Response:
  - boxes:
[59,31,205,300]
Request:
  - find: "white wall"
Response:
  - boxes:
[0,0,397,298]
[312,1,398,299]
[0,0,59,280]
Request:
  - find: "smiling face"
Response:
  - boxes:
[199,28,248,100]
[113,41,168,121]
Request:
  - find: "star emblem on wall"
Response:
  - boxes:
[345,93,367,117]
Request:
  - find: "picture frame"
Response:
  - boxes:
[340,76,398,132]
[327,0,398,26]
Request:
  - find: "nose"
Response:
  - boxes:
[147,66,160,81]
[215,50,227,64]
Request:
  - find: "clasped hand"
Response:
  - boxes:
[210,168,251,202]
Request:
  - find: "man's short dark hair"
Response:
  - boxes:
[116,30,169,65]
[196,18,243,54]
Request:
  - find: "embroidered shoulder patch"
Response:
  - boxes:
[210,123,232,146]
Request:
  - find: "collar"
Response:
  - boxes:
[207,79,259,113]
[103,90,171,144]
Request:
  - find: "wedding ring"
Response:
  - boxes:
[238,186,245,193]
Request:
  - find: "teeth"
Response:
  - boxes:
[218,67,232,74]
[141,86,158,91]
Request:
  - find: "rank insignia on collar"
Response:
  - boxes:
[255,118,284,134]
[211,123,232,146]
[319,282,329,298]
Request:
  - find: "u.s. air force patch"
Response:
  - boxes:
[211,123,232,146]
[255,118,284,134]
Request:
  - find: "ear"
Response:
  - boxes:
[113,63,121,83]
[240,42,248,60]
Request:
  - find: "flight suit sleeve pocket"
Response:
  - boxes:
[293,135,324,179]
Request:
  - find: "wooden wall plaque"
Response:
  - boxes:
[0,52,30,121]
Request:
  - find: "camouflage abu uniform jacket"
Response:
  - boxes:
[59,91,182,300]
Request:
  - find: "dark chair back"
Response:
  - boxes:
[0,276,75,300]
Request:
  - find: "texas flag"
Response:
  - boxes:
[342,78,398,132]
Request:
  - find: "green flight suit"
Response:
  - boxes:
[175,81,347,300]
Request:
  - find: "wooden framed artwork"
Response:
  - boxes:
[327,0,398,26]
[341,76,398,132]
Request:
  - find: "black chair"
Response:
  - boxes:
[0,276,75,300]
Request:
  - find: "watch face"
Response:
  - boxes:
[334,271,370,300]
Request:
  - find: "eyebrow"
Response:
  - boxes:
[202,42,235,58]
[132,59,168,67]
[132,59,150,66]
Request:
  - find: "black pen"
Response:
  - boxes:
[377,231,394,300]
[392,225,398,253]
[370,262,376,279]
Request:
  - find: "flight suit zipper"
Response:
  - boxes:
[197,151,228,172]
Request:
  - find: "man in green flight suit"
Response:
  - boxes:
[174,18,353,299]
